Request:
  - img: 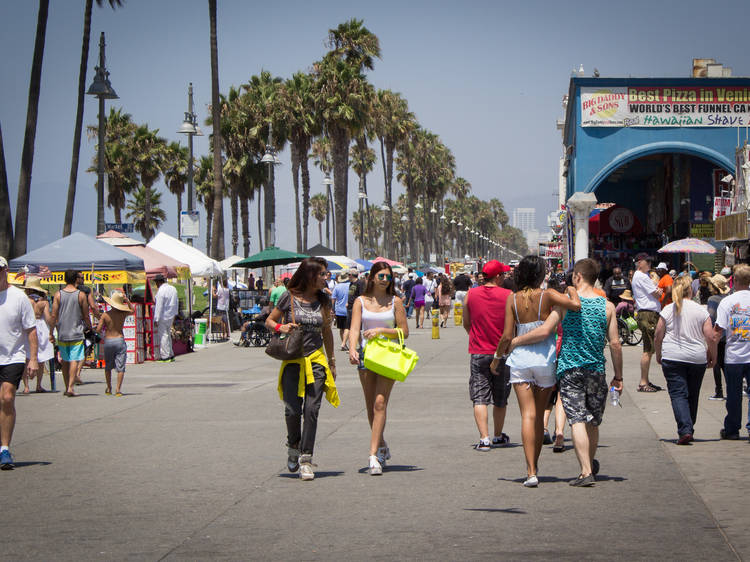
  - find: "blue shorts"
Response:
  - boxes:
[59,340,85,362]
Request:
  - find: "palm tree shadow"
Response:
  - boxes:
[278,471,344,479]
[357,464,423,474]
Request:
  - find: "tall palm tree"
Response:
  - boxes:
[208,0,225,259]
[14,0,49,257]
[281,72,318,251]
[63,0,123,237]
[164,141,189,237]
[310,136,334,247]
[0,121,12,256]
[350,139,376,256]
[315,18,380,255]
[131,125,167,237]
[126,185,166,242]
[310,193,328,245]
[374,89,414,257]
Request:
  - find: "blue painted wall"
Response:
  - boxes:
[564,77,748,199]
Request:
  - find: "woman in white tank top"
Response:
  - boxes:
[348,263,409,476]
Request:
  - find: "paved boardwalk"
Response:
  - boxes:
[3,321,748,560]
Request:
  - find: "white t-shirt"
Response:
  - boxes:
[154,283,179,323]
[216,286,230,311]
[631,270,660,312]
[659,300,709,363]
[716,290,750,364]
[0,285,36,365]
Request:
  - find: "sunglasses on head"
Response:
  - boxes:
[376,273,392,281]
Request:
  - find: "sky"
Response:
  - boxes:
[3,0,750,259]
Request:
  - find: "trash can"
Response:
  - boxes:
[194,318,208,348]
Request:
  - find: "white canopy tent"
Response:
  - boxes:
[147,232,224,344]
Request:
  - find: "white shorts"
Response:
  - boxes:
[509,365,557,389]
[455,291,467,303]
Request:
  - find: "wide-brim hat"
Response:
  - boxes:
[710,274,730,295]
[23,276,47,295]
[103,291,132,312]
[619,289,634,301]
[337,272,349,282]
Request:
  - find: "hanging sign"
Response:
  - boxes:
[608,207,635,233]
[180,210,200,238]
[581,86,750,127]
[713,197,732,220]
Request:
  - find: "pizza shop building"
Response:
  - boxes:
[561,70,750,269]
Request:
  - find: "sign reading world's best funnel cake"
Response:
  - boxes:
[581,86,750,127]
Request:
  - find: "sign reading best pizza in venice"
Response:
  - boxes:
[581,86,750,127]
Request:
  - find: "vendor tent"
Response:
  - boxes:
[115,245,191,280]
[219,255,246,271]
[147,232,223,277]
[304,243,337,256]
[97,230,143,246]
[354,259,373,271]
[8,232,145,283]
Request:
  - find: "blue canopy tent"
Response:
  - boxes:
[355,259,373,271]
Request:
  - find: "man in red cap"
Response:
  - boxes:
[462,259,513,450]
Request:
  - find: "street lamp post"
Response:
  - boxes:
[178,82,203,246]
[86,32,118,236]
[322,173,333,248]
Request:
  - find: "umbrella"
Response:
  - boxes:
[658,238,716,254]
[372,256,403,266]
[231,247,309,268]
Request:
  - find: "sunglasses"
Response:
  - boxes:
[376,273,392,281]
[318,271,328,277]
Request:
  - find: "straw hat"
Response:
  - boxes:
[619,289,634,301]
[337,271,349,282]
[709,274,730,295]
[23,276,47,295]
[102,291,131,312]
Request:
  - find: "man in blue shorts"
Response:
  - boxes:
[0,257,40,469]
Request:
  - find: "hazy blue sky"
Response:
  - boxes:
[2,0,749,257]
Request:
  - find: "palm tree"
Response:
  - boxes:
[281,72,319,251]
[196,155,215,252]
[63,0,123,238]
[310,136,334,247]
[126,185,166,242]
[164,142,189,238]
[219,85,249,256]
[310,193,328,245]
[315,19,381,254]
[131,125,167,237]
[350,139,376,257]
[208,0,225,259]
[14,0,49,257]
[374,90,414,257]
[0,121,12,256]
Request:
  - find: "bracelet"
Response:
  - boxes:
[493,354,502,360]
[275,323,281,333]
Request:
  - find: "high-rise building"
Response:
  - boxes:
[512,208,536,233]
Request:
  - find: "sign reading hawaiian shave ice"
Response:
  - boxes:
[581,86,750,127]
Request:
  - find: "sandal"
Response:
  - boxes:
[553,435,565,453]
[648,382,663,391]
[637,384,657,393]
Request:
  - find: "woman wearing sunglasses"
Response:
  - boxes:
[348,262,409,475]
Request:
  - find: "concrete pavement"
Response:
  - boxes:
[2,319,748,560]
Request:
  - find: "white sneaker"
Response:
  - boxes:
[369,455,383,476]
[376,442,391,465]
[299,454,314,481]
[523,475,539,487]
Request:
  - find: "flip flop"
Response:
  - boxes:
[35,388,47,393]
[637,384,658,393]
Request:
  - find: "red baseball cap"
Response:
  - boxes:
[482,260,511,278]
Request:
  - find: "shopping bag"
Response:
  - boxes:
[363,328,419,381]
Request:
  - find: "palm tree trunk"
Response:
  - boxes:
[177,192,182,239]
[256,185,263,249]
[384,139,395,257]
[0,121,13,256]
[114,205,121,224]
[63,0,92,238]
[208,0,225,259]
[325,184,333,248]
[318,221,323,245]
[300,138,311,250]
[290,142,302,252]
[230,181,238,255]
[240,193,249,256]
[144,183,152,240]
[205,201,213,252]
[331,125,349,255]
[14,0,49,257]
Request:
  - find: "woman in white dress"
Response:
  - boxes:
[23,277,54,393]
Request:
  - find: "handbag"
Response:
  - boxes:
[265,296,305,361]
[363,328,419,382]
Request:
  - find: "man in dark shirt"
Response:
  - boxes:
[346,268,367,325]
[604,267,630,305]
[402,272,416,319]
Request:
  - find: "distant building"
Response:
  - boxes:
[512,208,536,233]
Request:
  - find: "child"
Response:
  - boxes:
[97,291,135,396]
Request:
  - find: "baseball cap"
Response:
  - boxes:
[721,266,732,276]
[408,273,415,279]
[482,260,510,279]
[634,252,652,262]
[0,256,7,269]
[656,262,668,270]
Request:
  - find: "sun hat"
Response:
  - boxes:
[23,276,47,295]
[656,262,668,271]
[102,291,132,312]
[619,289,634,301]
[337,271,349,282]
[709,274,730,295]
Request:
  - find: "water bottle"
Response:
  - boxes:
[609,387,621,407]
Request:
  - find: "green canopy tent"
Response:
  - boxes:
[232,247,309,269]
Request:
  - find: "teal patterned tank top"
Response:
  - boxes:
[556,296,607,377]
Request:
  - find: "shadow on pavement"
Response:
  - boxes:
[277,471,345,479]
[463,507,526,514]
[12,461,53,468]
[498,474,627,484]
[357,465,423,474]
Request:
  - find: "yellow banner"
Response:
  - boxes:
[9,270,145,285]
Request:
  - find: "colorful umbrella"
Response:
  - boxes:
[231,247,309,268]
[658,238,716,254]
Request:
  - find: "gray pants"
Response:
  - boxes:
[281,362,326,455]
[102,337,127,373]
[156,318,174,360]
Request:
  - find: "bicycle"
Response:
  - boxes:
[617,313,642,346]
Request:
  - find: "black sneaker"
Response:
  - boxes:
[492,433,510,447]
[543,430,552,445]
[708,393,725,401]
[475,439,491,451]
[592,459,600,475]
[720,429,740,440]
[569,473,595,487]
